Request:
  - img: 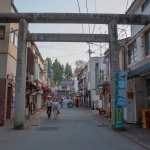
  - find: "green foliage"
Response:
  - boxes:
[46,58,72,83]
[46,57,52,75]
[52,59,63,84]
[65,63,73,79]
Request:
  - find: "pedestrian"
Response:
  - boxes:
[46,96,53,119]
[76,98,79,107]
[60,98,63,108]
[67,97,70,108]
[53,98,59,119]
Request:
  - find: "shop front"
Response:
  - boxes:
[6,74,15,123]
[103,83,111,117]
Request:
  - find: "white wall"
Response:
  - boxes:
[37,94,42,109]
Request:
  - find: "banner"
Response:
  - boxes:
[116,70,127,107]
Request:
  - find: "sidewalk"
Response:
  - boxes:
[4,109,45,129]
[79,107,150,150]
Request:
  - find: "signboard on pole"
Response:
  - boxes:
[116,70,127,107]
[115,107,123,128]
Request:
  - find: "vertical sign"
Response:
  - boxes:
[115,107,123,125]
[116,70,127,107]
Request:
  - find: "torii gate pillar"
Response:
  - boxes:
[108,20,119,129]
[14,19,28,129]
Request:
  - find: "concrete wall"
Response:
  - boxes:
[130,0,150,38]
[37,94,42,109]
[6,54,17,79]
[0,55,7,78]
[0,0,11,13]
[135,77,147,123]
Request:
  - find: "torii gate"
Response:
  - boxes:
[0,13,149,129]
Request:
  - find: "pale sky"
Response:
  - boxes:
[14,0,134,70]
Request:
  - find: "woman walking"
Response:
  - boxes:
[53,98,59,119]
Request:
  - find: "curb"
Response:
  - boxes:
[91,115,150,150]
[24,111,45,129]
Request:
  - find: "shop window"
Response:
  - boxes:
[0,26,5,39]
[14,34,18,47]
[128,41,137,64]
[10,28,18,47]
[10,28,15,43]
[142,0,150,12]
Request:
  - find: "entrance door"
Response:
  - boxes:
[6,87,12,119]
[136,91,146,123]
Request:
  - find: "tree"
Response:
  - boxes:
[52,59,62,84]
[65,63,70,79]
[46,57,52,75]
[74,60,87,75]
[68,65,73,77]
[61,64,65,75]
[64,63,73,79]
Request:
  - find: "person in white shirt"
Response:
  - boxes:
[53,98,59,119]
[46,97,53,119]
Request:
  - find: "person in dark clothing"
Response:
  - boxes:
[76,98,79,107]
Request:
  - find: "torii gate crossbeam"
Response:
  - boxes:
[27,33,109,42]
[0,13,150,25]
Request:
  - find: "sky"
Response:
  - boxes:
[14,0,134,70]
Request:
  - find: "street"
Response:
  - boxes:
[0,103,147,150]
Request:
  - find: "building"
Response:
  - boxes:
[81,57,106,109]
[125,0,150,124]
[57,80,74,99]
[0,0,19,126]
[0,0,51,126]
[77,66,87,107]
[103,38,130,116]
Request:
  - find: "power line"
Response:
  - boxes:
[51,52,85,59]
[92,0,97,34]
[125,0,129,13]
[76,0,85,34]
[86,0,91,34]
[38,46,86,51]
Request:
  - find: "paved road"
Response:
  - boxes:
[0,103,147,150]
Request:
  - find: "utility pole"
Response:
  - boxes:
[88,43,93,109]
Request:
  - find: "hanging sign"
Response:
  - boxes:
[116,70,127,107]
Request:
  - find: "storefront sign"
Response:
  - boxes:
[116,70,127,107]
[127,92,134,99]
[115,107,123,128]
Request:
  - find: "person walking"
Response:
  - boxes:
[46,96,53,119]
[53,98,59,119]
[76,98,79,107]
[60,98,63,108]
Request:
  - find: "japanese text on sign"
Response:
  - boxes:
[116,70,127,107]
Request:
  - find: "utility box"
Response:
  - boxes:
[94,100,102,109]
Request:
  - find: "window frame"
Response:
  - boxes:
[145,30,150,56]
[128,41,137,64]
[0,26,5,40]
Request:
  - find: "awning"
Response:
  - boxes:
[128,62,150,78]
[43,85,51,93]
